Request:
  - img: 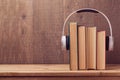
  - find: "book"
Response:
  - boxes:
[78,26,86,70]
[97,31,106,70]
[86,27,96,70]
[69,22,78,70]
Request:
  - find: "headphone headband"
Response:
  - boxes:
[62,8,113,37]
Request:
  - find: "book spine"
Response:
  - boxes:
[69,22,78,70]
[97,31,106,70]
[78,26,86,70]
[86,27,96,70]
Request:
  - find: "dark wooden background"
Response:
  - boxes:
[0,0,119,64]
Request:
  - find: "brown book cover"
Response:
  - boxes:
[69,22,78,70]
[78,26,86,70]
[97,31,106,70]
[86,27,96,70]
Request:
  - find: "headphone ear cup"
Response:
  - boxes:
[66,36,70,50]
[106,36,109,51]
[106,36,114,51]
[61,36,66,49]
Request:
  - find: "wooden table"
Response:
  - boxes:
[0,64,119,80]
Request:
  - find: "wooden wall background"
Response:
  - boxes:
[0,0,119,64]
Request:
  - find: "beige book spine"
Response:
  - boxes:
[69,22,78,70]
[86,27,96,70]
[97,31,106,70]
[78,26,86,70]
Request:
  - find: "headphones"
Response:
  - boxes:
[61,8,114,51]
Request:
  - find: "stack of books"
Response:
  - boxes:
[69,22,106,70]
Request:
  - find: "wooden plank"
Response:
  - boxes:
[0,0,33,63]
[0,64,69,71]
[0,64,118,76]
[0,0,119,64]
[0,77,120,80]
[33,0,64,64]
[0,77,119,80]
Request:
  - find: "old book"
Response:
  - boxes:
[78,26,86,70]
[69,22,78,70]
[86,27,96,70]
[97,31,106,70]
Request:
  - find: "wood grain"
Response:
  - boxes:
[0,64,119,77]
[0,77,119,80]
[0,0,119,64]
[33,0,64,64]
[0,0,33,63]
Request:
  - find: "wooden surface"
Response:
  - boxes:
[0,0,33,64]
[0,64,119,77]
[33,0,64,64]
[0,77,120,80]
[0,77,119,80]
[0,0,119,64]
